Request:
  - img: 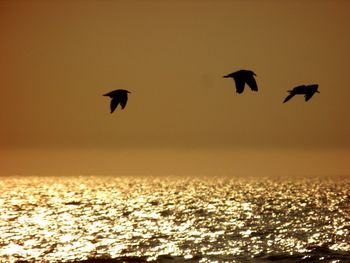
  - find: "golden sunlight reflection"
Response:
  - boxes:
[0,175,349,262]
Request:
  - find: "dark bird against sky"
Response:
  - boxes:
[223,70,258,94]
[283,84,320,103]
[103,89,130,113]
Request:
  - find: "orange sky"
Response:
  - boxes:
[1,0,349,175]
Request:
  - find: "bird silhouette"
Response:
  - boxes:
[103,89,130,113]
[223,70,258,94]
[283,84,319,103]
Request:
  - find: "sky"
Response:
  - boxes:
[1,0,349,176]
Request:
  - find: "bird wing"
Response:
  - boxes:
[110,97,120,113]
[283,93,295,103]
[304,92,315,102]
[234,76,245,93]
[245,74,258,91]
[119,93,128,109]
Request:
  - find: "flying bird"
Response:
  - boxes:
[283,84,319,103]
[103,89,130,113]
[223,70,258,94]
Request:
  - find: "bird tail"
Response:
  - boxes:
[283,93,295,103]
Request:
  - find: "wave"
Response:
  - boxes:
[64,246,350,263]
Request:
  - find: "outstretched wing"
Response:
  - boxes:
[110,97,120,113]
[119,93,128,109]
[283,93,295,103]
[234,76,245,94]
[304,92,315,102]
[246,75,258,91]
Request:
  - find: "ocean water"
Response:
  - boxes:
[0,175,349,262]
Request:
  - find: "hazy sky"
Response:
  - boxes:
[1,1,349,175]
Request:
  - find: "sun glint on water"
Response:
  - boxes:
[0,175,349,262]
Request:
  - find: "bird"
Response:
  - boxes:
[283,84,319,103]
[223,70,258,94]
[103,89,130,113]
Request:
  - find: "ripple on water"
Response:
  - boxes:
[0,175,349,262]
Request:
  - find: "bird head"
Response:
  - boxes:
[310,84,319,93]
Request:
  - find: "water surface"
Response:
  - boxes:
[0,175,349,262]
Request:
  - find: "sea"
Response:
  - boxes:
[0,175,349,262]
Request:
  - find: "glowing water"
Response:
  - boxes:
[0,175,349,262]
